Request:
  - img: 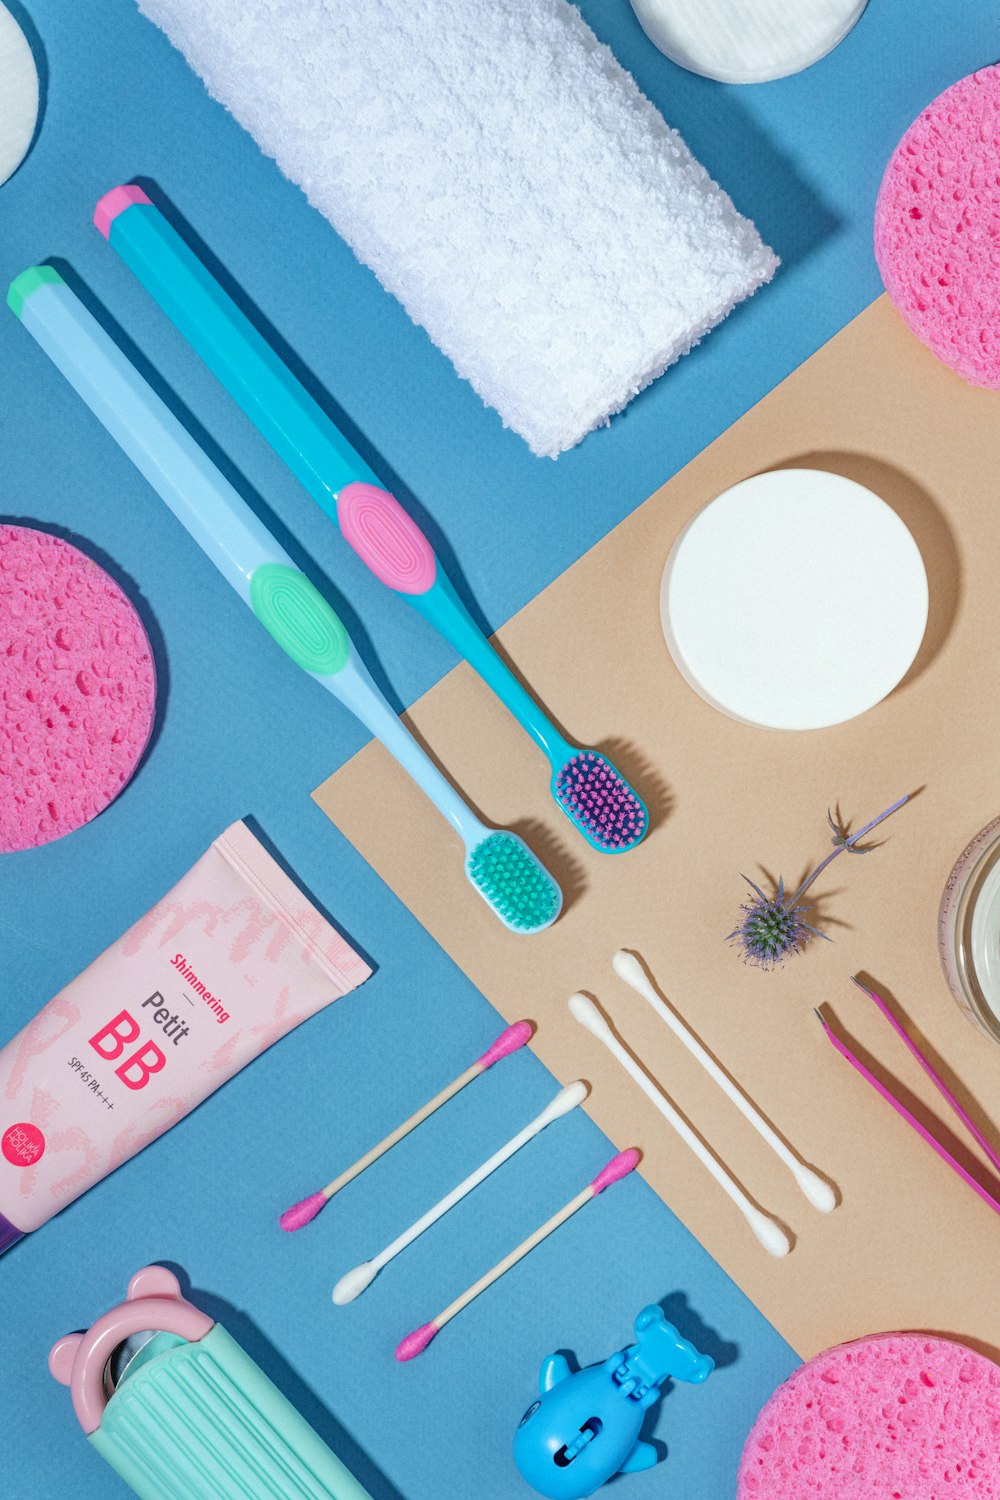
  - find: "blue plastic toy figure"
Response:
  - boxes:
[513,1305,714,1498]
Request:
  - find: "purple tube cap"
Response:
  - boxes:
[0,1208,26,1255]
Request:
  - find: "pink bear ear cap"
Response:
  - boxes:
[49,1332,83,1386]
[477,1020,533,1070]
[127,1265,183,1302]
[94,183,151,239]
[592,1148,640,1195]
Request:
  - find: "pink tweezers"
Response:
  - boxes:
[817,977,1000,1218]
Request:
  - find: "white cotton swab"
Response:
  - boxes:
[612,951,837,1214]
[568,993,790,1258]
[280,1020,533,1231]
[395,1147,640,1361]
[333,1080,588,1304]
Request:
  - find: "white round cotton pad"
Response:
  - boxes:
[660,469,928,731]
[630,0,868,84]
[0,3,39,186]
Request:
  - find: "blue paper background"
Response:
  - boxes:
[1,2,997,1495]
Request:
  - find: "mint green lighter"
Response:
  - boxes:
[48,1266,374,1500]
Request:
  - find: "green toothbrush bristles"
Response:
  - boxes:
[467,832,561,933]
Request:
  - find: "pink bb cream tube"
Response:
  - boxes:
[0,820,371,1252]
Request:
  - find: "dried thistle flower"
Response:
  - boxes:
[728,795,910,969]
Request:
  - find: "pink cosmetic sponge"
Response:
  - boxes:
[738,1333,1000,1499]
[1,525,156,852]
[875,65,1000,387]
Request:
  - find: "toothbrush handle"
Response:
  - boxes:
[13,271,482,850]
[330,651,482,846]
[98,193,571,767]
[14,272,276,600]
[97,189,380,508]
[337,482,571,765]
[17,277,352,680]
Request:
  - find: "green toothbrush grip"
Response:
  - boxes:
[249,563,351,676]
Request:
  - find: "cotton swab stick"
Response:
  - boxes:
[333,1080,587,1305]
[280,1021,533,1230]
[569,993,790,1258]
[395,1148,639,1361]
[613,950,837,1212]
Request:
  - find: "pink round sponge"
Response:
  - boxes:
[875,66,1000,386]
[1,525,156,852]
[738,1333,1000,1499]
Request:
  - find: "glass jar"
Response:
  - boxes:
[939,817,1000,1045]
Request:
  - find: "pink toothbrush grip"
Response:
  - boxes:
[94,184,152,239]
[337,482,437,594]
[591,1148,640,1195]
[476,1020,533,1070]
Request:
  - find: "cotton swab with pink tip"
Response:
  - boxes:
[395,1148,640,1361]
[280,1020,533,1231]
[334,1081,588,1305]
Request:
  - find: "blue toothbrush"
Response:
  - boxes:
[93,186,648,855]
[8,266,561,934]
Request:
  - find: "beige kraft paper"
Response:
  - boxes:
[315,296,1000,1362]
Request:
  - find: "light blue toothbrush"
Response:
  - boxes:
[8,266,560,934]
[93,185,648,856]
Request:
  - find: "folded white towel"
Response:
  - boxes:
[137,0,777,457]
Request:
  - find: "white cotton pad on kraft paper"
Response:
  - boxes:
[0,2,39,186]
[630,0,868,84]
[660,469,928,731]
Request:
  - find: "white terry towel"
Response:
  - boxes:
[137,0,777,457]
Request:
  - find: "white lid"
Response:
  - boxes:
[0,3,39,188]
[629,0,868,85]
[660,468,928,731]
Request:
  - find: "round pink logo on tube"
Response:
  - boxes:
[2,1122,45,1166]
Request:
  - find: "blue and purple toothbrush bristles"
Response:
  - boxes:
[553,751,648,853]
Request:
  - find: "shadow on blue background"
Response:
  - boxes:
[641,1290,743,1467]
[598,5,843,271]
